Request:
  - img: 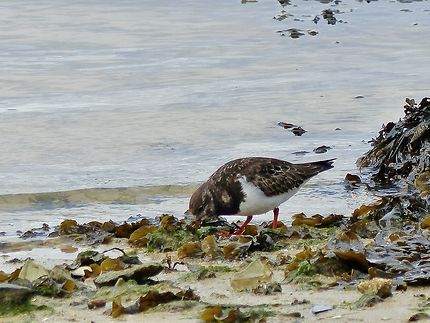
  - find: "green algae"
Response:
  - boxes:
[0,299,50,317]
[93,279,155,302]
[146,228,196,252]
[295,261,316,276]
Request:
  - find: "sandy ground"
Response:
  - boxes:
[3,274,428,323]
[1,238,429,323]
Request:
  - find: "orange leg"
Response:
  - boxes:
[233,215,253,235]
[272,207,279,229]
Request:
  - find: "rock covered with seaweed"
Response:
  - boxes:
[357,97,430,212]
[345,97,430,283]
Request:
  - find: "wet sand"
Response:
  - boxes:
[1,236,428,323]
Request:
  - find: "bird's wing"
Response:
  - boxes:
[243,159,321,197]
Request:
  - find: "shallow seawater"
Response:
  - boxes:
[0,0,429,242]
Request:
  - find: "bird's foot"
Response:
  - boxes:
[232,227,246,235]
[216,229,232,238]
[232,215,253,235]
[272,207,279,229]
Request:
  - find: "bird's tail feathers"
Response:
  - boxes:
[296,158,336,174]
[313,158,336,171]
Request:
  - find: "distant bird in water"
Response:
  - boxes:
[187,157,335,235]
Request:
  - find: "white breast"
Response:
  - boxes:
[237,177,304,216]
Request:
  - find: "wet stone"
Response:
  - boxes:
[278,122,307,135]
[357,278,393,298]
[94,263,163,287]
[88,299,106,309]
[283,312,302,318]
[409,312,430,321]
[354,293,383,308]
[291,299,310,305]
[313,145,332,154]
[277,121,296,129]
[252,282,282,295]
[0,283,33,306]
[291,126,307,135]
[18,259,50,283]
[311,304,334,314]
[230,259,273,291]
[345,173,361,185]
[20,223,50,239]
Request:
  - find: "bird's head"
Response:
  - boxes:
[186,184,215,221]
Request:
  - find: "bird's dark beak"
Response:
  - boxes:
[184,209,192,215]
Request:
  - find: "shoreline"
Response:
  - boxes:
[2,235,430,322]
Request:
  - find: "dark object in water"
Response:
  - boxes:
[278,122,295,129]
[278,122,307,135]
[291,126,307,136]
[278,0,291,6]
[345,173,361,185]
[292,151,310,156]
[322,9,337,25]
[313,145,332,154]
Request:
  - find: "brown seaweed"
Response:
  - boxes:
[358,97,430,212]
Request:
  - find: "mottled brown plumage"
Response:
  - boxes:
[189,157,335,223]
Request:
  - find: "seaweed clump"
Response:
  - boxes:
[357,97,430,211]
[282,99,430,288]
[334,97,430,284]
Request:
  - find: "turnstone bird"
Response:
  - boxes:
[188,157,335,234]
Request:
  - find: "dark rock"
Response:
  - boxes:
[0,283,33,306]
[291,126,307,136]
[94,263,163,287]
[313,145,332,154]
